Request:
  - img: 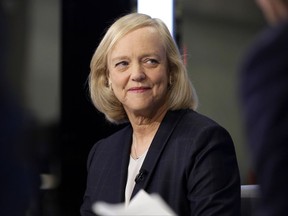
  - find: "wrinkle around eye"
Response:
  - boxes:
[115,61,129,70]
[115,61,128,67]
[143,59,160,68]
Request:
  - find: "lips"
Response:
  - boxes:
[128,86,151,93]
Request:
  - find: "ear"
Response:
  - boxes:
[106,70,111,87]
[169,75,173,86]
[107,78,113,90]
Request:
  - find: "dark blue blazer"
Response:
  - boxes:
[81,109,240,216]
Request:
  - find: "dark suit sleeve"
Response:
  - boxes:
[187,125,240,216]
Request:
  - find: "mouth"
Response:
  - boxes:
[128,86,151,93]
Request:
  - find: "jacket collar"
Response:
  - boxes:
[131,109,188,198]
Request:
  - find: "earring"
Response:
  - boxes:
[108,80,112,90]
[169,75,173,86]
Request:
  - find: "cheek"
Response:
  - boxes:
[109,71,128,90]
[109,70,121,84]
[154,70,169,86]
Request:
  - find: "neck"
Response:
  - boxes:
[129,108,168,159]
[127,104,168,127]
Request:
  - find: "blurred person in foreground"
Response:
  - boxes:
[80,13,240,216]
[0,4,40,216]
[240,0,288,215]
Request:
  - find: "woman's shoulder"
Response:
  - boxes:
[105,123,132,140]
[93,123,132,147]
[171,109,222,128]
[86,124,132,166]
[169,109,231,137]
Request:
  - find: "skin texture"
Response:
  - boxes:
[107,27,169,122]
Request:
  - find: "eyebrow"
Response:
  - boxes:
[110,53,162,63]
[110,56,129,63]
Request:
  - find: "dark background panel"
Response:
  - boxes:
[61,1,132,215]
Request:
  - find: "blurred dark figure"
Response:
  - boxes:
[0,3,41,216]
[240,0,288,215]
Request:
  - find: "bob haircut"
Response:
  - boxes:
[89,13,198,124]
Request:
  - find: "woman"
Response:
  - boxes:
[81,13,240,216]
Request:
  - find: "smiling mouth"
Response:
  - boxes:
[128,87,151,93]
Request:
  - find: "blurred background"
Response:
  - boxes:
[0,0,265,215]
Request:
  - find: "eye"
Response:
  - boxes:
[115,61,129,69]
[144,58,159,66]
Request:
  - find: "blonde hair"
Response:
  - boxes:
[89,13,198,124]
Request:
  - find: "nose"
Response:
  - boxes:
[131,63,146,82]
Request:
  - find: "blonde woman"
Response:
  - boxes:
[81,13,240,216]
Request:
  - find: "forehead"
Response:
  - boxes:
[123,26,160,40]
[108,27,165,58]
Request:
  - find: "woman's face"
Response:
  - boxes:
[107,27,169,117]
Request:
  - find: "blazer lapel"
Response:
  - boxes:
[117,125,133,202]
[131,109,188,198]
